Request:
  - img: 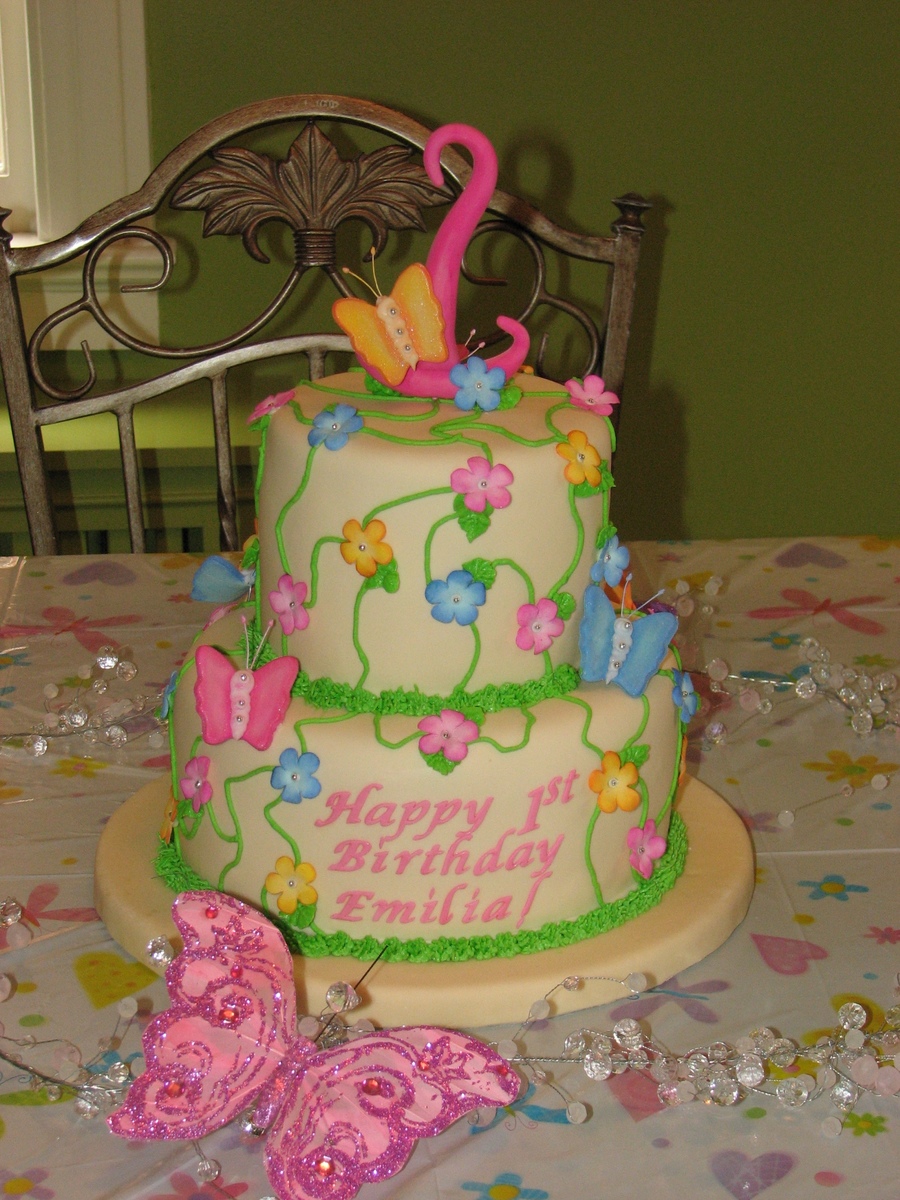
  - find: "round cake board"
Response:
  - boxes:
[95,776,754,1029]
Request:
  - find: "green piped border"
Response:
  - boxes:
[154,809,687,964]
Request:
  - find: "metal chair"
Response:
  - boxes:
[0,95,649,555]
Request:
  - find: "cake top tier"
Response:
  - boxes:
[254,371,616,698]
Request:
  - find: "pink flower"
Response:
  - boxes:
[179,756,212,812]
[417,709,479,762]
[269,574,310,634]
[450,456,513,513]
[626,819,667,880]
[864,926,900,944]
[515,598,564,653]
[248,388,295,424]
[565,374,619,416]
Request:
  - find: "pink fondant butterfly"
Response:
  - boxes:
[194,645,299,751]
[109,892,519,1200]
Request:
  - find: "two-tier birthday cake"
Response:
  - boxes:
[95,121,753,1025]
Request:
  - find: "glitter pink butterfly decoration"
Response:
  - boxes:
[108,892,519,1200]
[194,645,298,751]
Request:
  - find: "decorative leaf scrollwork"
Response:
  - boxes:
[171,123,452,266]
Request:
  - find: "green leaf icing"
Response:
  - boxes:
[364,374,404,398]
[595,521,617,550]
[364,558,400,594]
[555,590,576,620]
[454,493,492,542]
[421,749,459,775]
[620,743,650,768]
[497,383,523,410]
[241,537,259,573]
[461,557,497,589]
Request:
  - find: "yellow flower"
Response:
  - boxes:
[52,757,108,780]
[160,793,179,844]
[340,518,393,578]
[859,536,900,552]
[265,856,317,915]
[0,780,22,801]
[802,750,898,787]
[556,430,601,487]
[589,751,640,813]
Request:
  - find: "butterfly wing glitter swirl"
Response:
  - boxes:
[109,892,520,1200]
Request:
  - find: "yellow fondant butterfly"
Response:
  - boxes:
[333,262,448,387]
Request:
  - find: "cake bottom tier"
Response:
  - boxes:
[166,616,687,961]
[95,776,754,1027]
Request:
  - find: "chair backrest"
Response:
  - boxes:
[0,95,649,555]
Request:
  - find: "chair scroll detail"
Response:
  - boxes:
[0,95,648,555]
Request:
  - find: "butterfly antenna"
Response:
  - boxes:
[250,620,275,669]
[241,614,250,668]
[620,574,633,617]
[463,340,486,361]
[367,246,383,297]
[633,588,666,615]
[341,266,379,300]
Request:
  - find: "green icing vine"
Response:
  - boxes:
[155,811,688,964]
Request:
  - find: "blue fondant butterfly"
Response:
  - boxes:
[579,586,677,697]
[190,556,255,603]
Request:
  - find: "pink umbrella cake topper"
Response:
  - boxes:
[334,124,530,397]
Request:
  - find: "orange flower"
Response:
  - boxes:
[340,518,393,578]
[160,792,178,844]
[589,751,641,812]
[556,430,602,486]
[265,856,317,915]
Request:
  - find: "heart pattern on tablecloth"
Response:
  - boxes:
[73,951,156,1008]
[750,933,828,975]
[606,1066,666,1121]
[60,561,137,587]
[774,543,847,569]
[710,1150,795,1199]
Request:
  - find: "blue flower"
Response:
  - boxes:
[0,685,14,709]
[461,1173,548,1200]
[271,748,321,803]
[425,570,486,625]
[591,534,630,587]
[797,874,869,902]
[307,404,364,450]
[449,356,506,412]
[671,670,698,723]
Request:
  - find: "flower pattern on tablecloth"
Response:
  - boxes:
[797,874,869,901]
[863,926,900,944]
[0,1167,54,1199]
[802,750,898,786]
[461,1172,549,1200]
[842,1112,887,1137]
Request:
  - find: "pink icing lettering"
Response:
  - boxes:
[473,828,517,876]
[329,839,371,871]
[515,835,564,928]
[462,888,481,923]
[420,844,443,875]
[482,895,513,922]
[560,768,579,804]
[364,801,396,827]
[439,883,468,925]
[372,899,416,924]
[420,888,438,924]
[393,848,424,875]
[441,830,472,876]
[379,799,430,845]
[413,798,461,841]
[331,890,373,922]
[314,782,383,827]
[518,775,561,835]
[371,850,388,873]
[505,841,535,871]
[462,795,493,834]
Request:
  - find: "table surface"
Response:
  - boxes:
[0,537,897,1200]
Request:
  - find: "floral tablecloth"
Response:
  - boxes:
[0,538,897,1200]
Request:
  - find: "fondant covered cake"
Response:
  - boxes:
[158,122,694,965]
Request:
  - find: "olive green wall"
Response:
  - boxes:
[144,0,899,540]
